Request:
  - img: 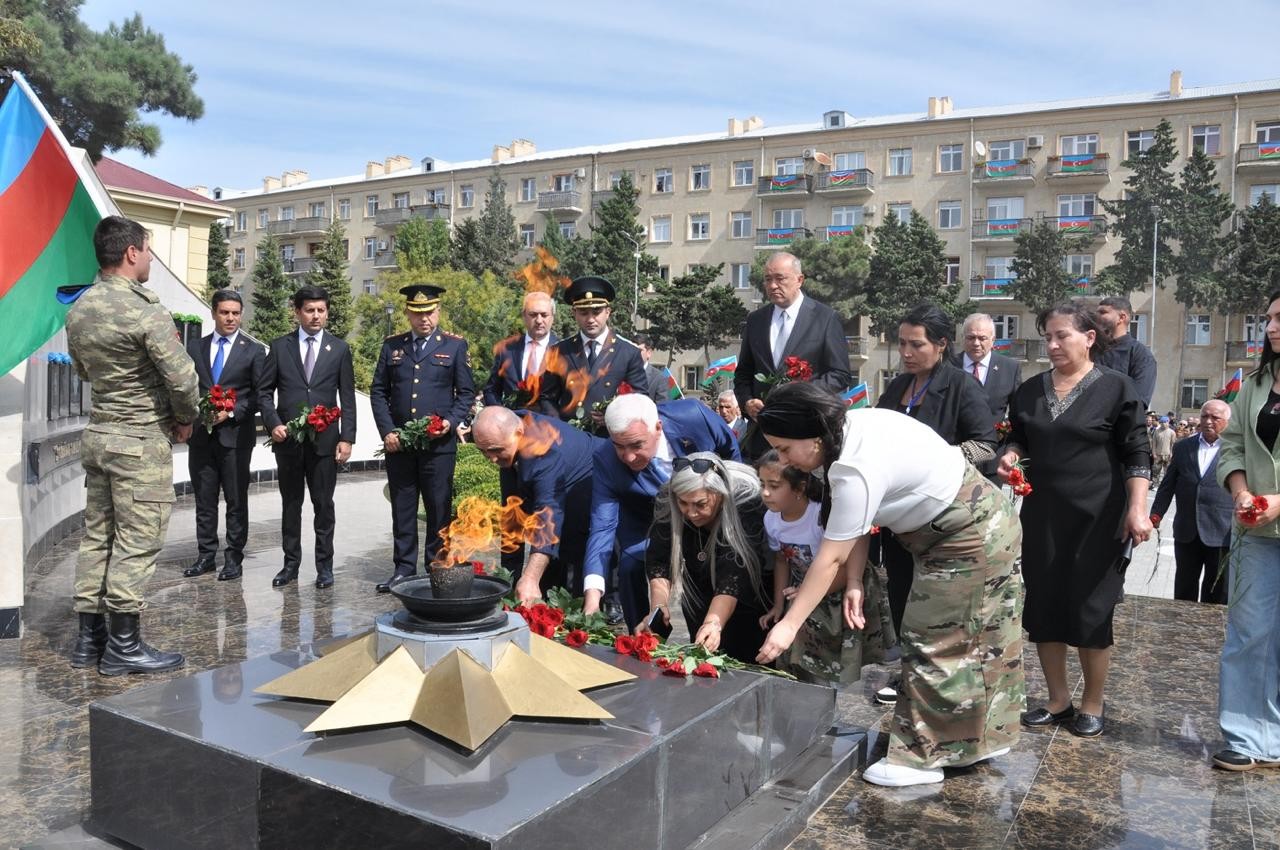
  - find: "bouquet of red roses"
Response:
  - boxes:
[265,403,341,446]
[374,414,449,456]
[753,356,812,399]
[199,384,236,431]
[1007,459,1033,498]
[591,379,635,417]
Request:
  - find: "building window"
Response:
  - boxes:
[1249,184,1278,206]
[338,199,351,220]
[985,256,1014,279]
[658,265,670,281]
[1063,254,1094,279]
[279,205,295,221]
[232,248,245,269]
[831,205,863,226]
[989,139,1025,160]
[938,200,962,229]
[609,170,632,189]
[425,188,446,205]
[460,185,475,208]
[835,151,866,171]
[945,257,961,285]
[731,211,752,239]
[520,224,535,248]
[362,279,376,295]
[690,164,711,191]
[1127,129,1155,154]
[520,178,536,202]
[689,213,710,241]
[1057,193,1096,216]
[731,263,751,289]
[774,157,803,176]
[683,366,700,392]
[938,144,963,173]
[558,221,576,239]
[992,314,1019,339]
[1060,134,1099,155]
[1191,125,1221,155]
[1180,379,1209,410]
[654,168,673,193]
[309,202,326,218]
[1185,314,1211,346]
[888,203,912,224]
[651,215,672,242]
[774,208,804,229]
[365,195,379,217]
[281,243,295,262]
[257,209,269,228]
[1129,314,1150,344]
[1244,314,1266,341]
[888,148,912,176]
[553,173,575,192]
[987,196,1025,220]
[733,160,754,186]
[1256,122,1280,144]
[234,211,247,232]
[363,237,376,259]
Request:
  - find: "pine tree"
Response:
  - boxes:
[395,217,451,272]
[247,233,294,341]
[350,285,406,392]
[1009,219,1090,313]
[1097,119,1179,295]
[451,170,520,280]
[205,221,231,302]
[638,263,746,361]
[306,219,354,337]
[865,210,955,338]
[580,172,658,337]
[1222,194,1280,316]
[1171,149,1235,310]
[749,234,870,319]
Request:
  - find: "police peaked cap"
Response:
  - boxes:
[565,276,615,308]
[400,284,445,312]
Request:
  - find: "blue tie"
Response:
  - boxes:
[211,336,228,383]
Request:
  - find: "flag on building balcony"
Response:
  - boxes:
[1074,277,1092,292]
[769,175,801,191]
[1247,340,1263,357]
[841,383,869,409]
[827,170,861,187]
[1060,154,1096,172]
[984,159,1019,177]
[0,73,103,376]
[766,229,797,245]
[992,339,1013,352]
[825,224,856,239]
[987,219,1021,236]
[983,279,1011,296]
[701,355,737,386]
[660,366,683,400]
[1057,216,1093,233]
[1217,368,1244,403]
[1259,144,1280,160]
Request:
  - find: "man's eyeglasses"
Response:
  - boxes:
[673,457,716,474]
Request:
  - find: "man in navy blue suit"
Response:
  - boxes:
[582,394,740,628]
[482,291,558,412]
[370,284,476,593]
[471,406,598,602]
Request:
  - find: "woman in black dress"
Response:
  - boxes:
[641,453,770,664]
[998,303,1152,738]
[873,302,997,704]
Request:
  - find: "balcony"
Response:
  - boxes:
[972,160,1035,185]
[968,277,1014,300]
[282,257,316,276]
[373,251,398,269]
[1047,153,1110,180]
[266,216,328,237]
[990,339,1029,360]
[754,227,811,249]
[1227,340,1265,362]
[374,204,451,229]
[971,218,1032,241]
[845,336,869,358]
[815,224,865,241]
[1071,277,1099,296]
[537,191,583,215]
[756,174,813,197]
[1044,214,1108,240]
[814,169,874,194]
[1238,143,1280,168]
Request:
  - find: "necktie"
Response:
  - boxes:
[211,336,227,383]
[525,339,539,378]
[773,310,791,368]
[972,360,981,381]
[304,336,316,382]
[414,337,425,357]
[587,340,598,372]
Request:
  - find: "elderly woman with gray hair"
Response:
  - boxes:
[639,453,771,663]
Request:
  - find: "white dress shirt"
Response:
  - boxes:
[962,351,992,385]
[297,327,325,361]
[209,329,240,368]
[1197,434,1221,478]
[523,334,548,377]
[770,292,804,363]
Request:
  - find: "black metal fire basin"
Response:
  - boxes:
[389,576,511,629]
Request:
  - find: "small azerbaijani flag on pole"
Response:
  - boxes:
[0,72,105,374]
[1217,368,1244,403]
[992,339,1013,352]
[841,383,869,409]
[660,365,683,400]
[701,355,737,386]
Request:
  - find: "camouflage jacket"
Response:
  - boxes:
[66,272,200,436]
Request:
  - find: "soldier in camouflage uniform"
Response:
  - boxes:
[65,216,200,676]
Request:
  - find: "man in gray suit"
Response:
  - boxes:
[1149,400,1233,604]
[634,334,670,404]
[951,313,1021,480]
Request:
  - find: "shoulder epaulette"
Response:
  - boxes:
[443,331,464,339]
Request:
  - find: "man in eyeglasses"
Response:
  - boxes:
[951,312,1021,482]
[582,394,740,629]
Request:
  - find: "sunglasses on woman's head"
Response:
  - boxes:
[672,457,715,474]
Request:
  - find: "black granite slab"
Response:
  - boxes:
[89,645,859,849]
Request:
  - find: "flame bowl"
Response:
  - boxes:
[390,576,511,625]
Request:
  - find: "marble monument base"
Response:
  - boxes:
[89,643,866,849]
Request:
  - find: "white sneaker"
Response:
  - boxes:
[861,758,944,787]
[874,678,899,705]
[951,747,1011,768]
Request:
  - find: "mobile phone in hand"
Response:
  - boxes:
[647,607,673,640]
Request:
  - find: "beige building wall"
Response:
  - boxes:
[108,191,230,294]
[218,78,1280,415]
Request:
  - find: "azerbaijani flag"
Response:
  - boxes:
[992,339,1013,352]
[661,366,683,400]
[766,228,797,245]
[985,159,1019,177]
[1259,144,1280,160]
[983,278,1012,296]
[769,175,800,191]
[702,355,737,386]
[987,219,1021,236]
[1074,277,1092,292]
[825,224,855,239]
[841,383,869,409]
[1217,368,1244,403]
[1060,154,1096,172]
[1247,340,1263,357]
[827,170,863,187]
[0,73,103,375]
[1057,216,1093,233]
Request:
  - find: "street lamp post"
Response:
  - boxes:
[623,229,647,327]
[1150,204,1159,357]
[384,303,395,337]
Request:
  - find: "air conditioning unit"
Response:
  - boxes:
[376,241,389,251]
[574,167,586,179]
[863,204,877,216]
[1027,135,1045,149]
[802,147,816,160]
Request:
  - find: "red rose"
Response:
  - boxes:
[545,607,565,627]
[535,621,556,639]
[616,381,633,396]
[635,648,652,662]
[565,629,588,648]
[693,662,719,678]
[1254,495,1269,511]
[513,605,530,623]
[614,635,637,655]
[655,657,672,668]
[326,407,341,424]
[426,414,446,436]
[472,562,486,575]
[639,633,660,652]
[663,663,688,677]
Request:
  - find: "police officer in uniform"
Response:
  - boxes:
[371,284,476,593]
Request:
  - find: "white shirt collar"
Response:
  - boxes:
[772,291,804,320]
[580,327,609,347]
[215,329,239,345]
[965,350,993,369]
[524,333,548,347]
[297,327,324,344]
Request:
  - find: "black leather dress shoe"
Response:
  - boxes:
[376,572,414,594]
[272,567,298,588]
[1021,704,1076,727]
[217,564,242,582]
[315,569,334,589]
[183,558,217,578]
[603,600,625,626]
[1071,708,1105,738]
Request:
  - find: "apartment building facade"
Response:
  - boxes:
[216,72,1280,413]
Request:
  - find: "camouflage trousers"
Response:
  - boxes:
[73,428,176,614]
[889,463,1026,769]
[784,559,897,686]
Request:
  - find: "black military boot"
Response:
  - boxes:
[98,612,184,676]
[69,613,107,669]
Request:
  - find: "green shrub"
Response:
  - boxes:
[451,444,501,512]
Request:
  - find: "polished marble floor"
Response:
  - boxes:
[3,473,1276,849]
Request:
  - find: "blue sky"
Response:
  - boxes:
[81,0,1280,192]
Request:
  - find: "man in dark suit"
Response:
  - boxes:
[582,394,740,628]
[1150,400,1233,604]
[633,334,671,404]
[1097,295,1157,409]
[370,284,476,593]
[471,406,599,602]
[543,276,649,434]
[715,390,749,441]
[951,312,1022,480]
[183,289,265,582]
[734,251,850,460]
[481,290,558,412]
[258,285,356,590]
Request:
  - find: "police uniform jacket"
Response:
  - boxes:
[370,330,476,454]
[544,330,649,421]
